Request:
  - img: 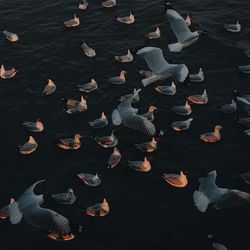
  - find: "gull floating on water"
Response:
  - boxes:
[223,20,241,32]
[0,65,17,79]
[77,173,101,187]
[141,106,158,121]
[102,0,116,8]
[128,157,151,172]
[52,188,76,205]
[120,88,140,103]
[107,147,121,168]
[43,79,56,95]
[57,134,82,150]
[135,137,157,152]
[172,101,191,115]
[79,0,88,10]
[221,99,237,113]
[187,89,208,104]
[64,14,80,27]
[136,47,189,86]
[238,65,250,73]
[19,136,38,155]
[189,68,204,82]
[145,27,161,39]
[78,79,98,92]
[95,130,118,148]
[81,41,96,57]
[3,30,19,42]
[193,170,250,213]
[114,49,133,62]
[117,11,135,24]
[155,82,176,95]
[86,198,109,216]
[66,96,87,114]
[171,118,193,131]
[162,171,188,187]
[108,71,127,84]
[88,112,108,128]
[200,125,222,142]
[165,3,202,52]
[22,119,44,132]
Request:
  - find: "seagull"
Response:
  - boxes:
[78,0,88,10]
[221,99,237,113]
[187,89,208,104]
[95,131,118,148]
[64,14,80,27]
[3,30,19,42]
[244,50,250,57]
[19,136,38,155]
[154,82,176,95]
[112,89,156,135]
[66,96,87,114]
[0,65,17,79]
[102,0,116,8]
[22,119,44,132]
[117,11,135,24]
[107,147,121,168]
[193,170,250,213]
[120,88,140,103]
[136,47,188,86]
[189,68,204,82]
[171,118,193,131]
[52,188,76,205]
[114,49,133,62]
[240,173,250,184]
[237,96,250,115]
[77,173,101,187]
[200,125,222,142]
[165,3,202,52]
[141,106,158,121]
[145,27,161,39]
[78,79,98,92]
[127,157,151,172]
[42,79,56,95]
[238,117,250,127]
[81,42,96,57]
[7,181,73,240]
[57,134,82,150]
[172,101,191,115]
[208,235,228,250]
[223,20,241,32]
[108,71,127,84]
[244,129,250,136]
[135,137,157,152]
[88,112,108,128]
[238,65,250,73]
[162,171,188,187]
[86,198,109,216]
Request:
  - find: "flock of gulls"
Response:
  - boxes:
[1,1,250,249]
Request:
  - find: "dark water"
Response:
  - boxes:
[0,0,250,249]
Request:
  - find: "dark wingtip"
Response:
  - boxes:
[165,2,173,10]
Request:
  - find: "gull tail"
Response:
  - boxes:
[193,191,210,213]
[9,200,23,224]
[168,42,183,53]
[142,74,159,87]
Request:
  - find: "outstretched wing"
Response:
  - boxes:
[167,64,189,82]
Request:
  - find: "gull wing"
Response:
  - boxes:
[237,96,250,116]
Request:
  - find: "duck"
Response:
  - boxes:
[223,20,241,32]
[88,112,108,128]
[95,131,118,148]
[81,41,96,57]
[77,173,101,187]
[114,49,133,62]
[238,65,250,73]
[52,188,76,205]
[172,101,191,115]
[187,89,208,104]
[78,79,98,92]
[141,106,158,121]
[108,71,127,84]
[185,15,191,26]
[78,0,88,10]
[66,96,87,114]
[162,171,188,187]
[57,134,82,150]
[3,30,19,42]
[107,147,121,168]
[145,27,161,39]
[117,11,135,24]
[240,173,250,184]
[189,68,204,82]
[42,79,56,95]
[0,65,17,79]
[171,118,193,131]
[19,136,38,155]
[221,99,237,113]
[154,82,176,95]
[22,119,44,132]
[127,157,151,172]
[86,198,109,217]
[135,137,157,152]
[120,88,140,103]
[102,0,116,8]
[64,14,80,27]
[200,125,222,142]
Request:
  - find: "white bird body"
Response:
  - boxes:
[108,71,127,84]
[19,136,38,155]
[43,79,56,95]
[52,188,76,204]
[114,49,133,62]
[88,112,108,128]
[107,147,121,168]
[0,65,17,79]
[78,79,98,92]
[127,157,151,172]
[172,101,191,115]
[171,118,193,131]
[81,42,96,57]
[22,119,44,132]
[239,65,250,73]
[57,134,82,150]
[117,12,135,24]
[155,82,176,95]
[135,137,157,152]
[78,173,101,187]
[102,0,116,8]
[66,96,87,114]
[3,30,19,42]
[221,99,237,113]
[162,171,188,187]
[86,199,109,217]
[145,27,161,39]
[223,20,241,32]
[64,14,80,27]
[187,89,208,104]
[95,131,118,148]
[200,125,222,142]
[189,68,204,82]
[79,0,88,10]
